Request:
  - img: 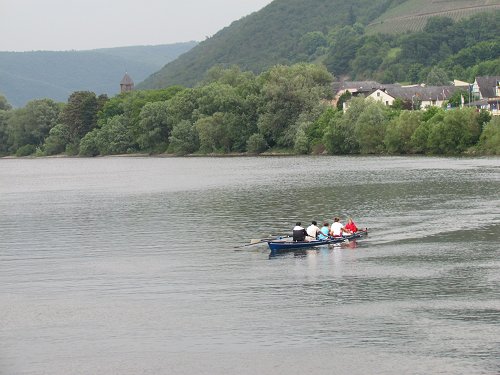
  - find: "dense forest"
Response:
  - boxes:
[1,62,499,158]
[324,13,500,83]
[139,0,409,89]
[139,0,499,89]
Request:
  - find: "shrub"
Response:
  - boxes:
[478,117,500,155]
[79,130,100,157]
[246,133,268,154]
[15,144,36,157]
[43,123,70,156]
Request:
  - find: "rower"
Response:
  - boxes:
[292,222,307,242]
[345,217,358,233]
[306,220,321,240]
[330,217,348,237]
[318,222,330,240]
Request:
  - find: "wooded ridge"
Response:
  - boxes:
[138,0,500,89]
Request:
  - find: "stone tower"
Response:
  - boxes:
[120,72,134,93]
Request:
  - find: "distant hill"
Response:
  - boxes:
[0,42,197,107]
[139,0,499,89]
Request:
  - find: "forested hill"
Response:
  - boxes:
[138,0,397,89]
[0,42,197,107]
[139,0,500,89]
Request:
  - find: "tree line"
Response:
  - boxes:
[0,63,499,157]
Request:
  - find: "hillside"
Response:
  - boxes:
[138,0,402,89]
[139,0,499,90]
[0,42,197,107]
[366,0,500,34]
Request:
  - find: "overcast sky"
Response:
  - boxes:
[0,0,274,52]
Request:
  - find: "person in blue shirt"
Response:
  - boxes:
[318,222,330,240]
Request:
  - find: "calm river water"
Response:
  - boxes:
[0,156,499,375]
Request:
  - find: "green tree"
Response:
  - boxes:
[98,87,182,151]
[137,101,171,152]
[477,109,492,131]
[194,79,259,152]
[410,107,445,153]
[202,65,256,87]
[0,110,11,154]
[425,67,450,86]
[168,120,199,155]
[60,91,100,146]
[424,16,454,34]
[354,100,388,154]
[6,99,61,153]
[298,31,328,56]
[94,115,133,155]
[407,63,425,84]
[427,108,480,154]
[384,111,422,154]
[324,25,364,76]
[257,63,333,148]
[306,105,334,153]
[246,133,268,154]
[351,35,389,79]
[43,123,71,156]
[322,102,360,155]
[195,112,238,153]
[477,116,500,155]
[293,124,309,154]
[446,89,470,108]
[0,94,12,111]
[336,91,352,111]
[79,130,100,157]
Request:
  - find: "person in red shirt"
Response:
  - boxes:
[345,217,358,234]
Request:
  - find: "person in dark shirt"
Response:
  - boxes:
[292,222,308,242]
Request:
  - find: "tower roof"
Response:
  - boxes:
[120,73,134,85]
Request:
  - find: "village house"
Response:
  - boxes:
[469,76,500,116]
[332,81,389,107]
[367,85,461,110]
[335,80,489,113]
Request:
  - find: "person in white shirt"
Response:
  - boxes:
[330,217,347,237]
[306,221,321,240]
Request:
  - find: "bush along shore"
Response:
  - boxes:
[1,64,499,158]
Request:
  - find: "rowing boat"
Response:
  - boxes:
[267,231,367,252]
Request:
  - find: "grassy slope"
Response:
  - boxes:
[0,42,197,107]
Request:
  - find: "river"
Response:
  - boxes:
[0,156,499,375]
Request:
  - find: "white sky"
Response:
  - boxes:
[0,0,274,52]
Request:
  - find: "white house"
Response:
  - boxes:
[343,85,461,111]
[470,76,500,116]
[367,89,395,106]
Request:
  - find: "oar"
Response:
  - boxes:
[357,228,368,236]
[235,235,290,248]
[250,235,290,244]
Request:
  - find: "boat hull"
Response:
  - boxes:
[267,232,364,252]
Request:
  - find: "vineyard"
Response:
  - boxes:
[367,0,500,34]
